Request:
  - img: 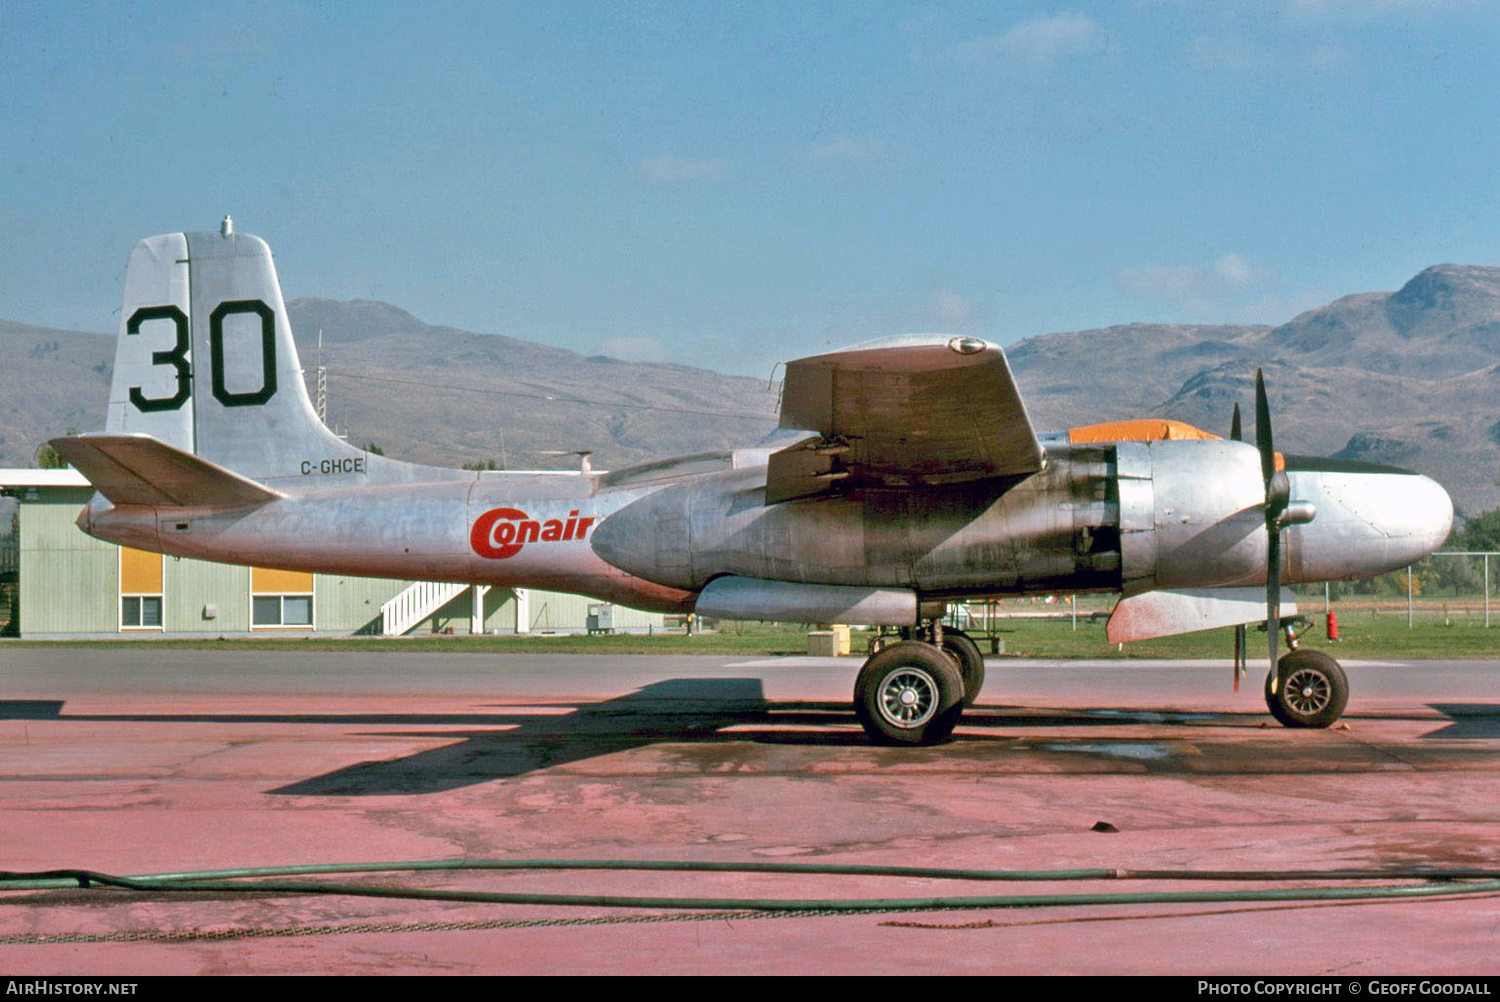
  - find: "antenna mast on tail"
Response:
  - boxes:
[316,329,327,423]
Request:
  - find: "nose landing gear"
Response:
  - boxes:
[1254,617,1348,728]
[1265,648,1349,729]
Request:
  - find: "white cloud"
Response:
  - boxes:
[1188,34,1271,72]
[599,335,666,363]
[932,289,979,326]
[958,12,1109,69]
[807,287,988,355]
[807,137,888,162]
[1288,0,1480,15]
[638,156,729,184]
[884,288,986,333]
[1188,32,1352,73]
[1303,41,1355,72]
[1211,252,1263,291]
[1117,253,1279,314]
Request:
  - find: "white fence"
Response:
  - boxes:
[1296,551,1498,629]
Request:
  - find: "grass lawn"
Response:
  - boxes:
[6,605,1499,660]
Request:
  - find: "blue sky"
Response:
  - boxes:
[3,0,1498,376]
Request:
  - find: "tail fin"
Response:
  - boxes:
[106,219,367,488]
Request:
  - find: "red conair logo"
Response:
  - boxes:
[470,507,596,560]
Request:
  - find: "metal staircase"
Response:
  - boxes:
[379,581,468,636]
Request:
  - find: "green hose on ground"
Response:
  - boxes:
[3,859,1498,913]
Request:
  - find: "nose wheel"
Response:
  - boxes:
[1264,648,1348,728]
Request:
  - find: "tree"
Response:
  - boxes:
[34,429,77,469]
[1455,508,1500,552]
[362,442,385,456]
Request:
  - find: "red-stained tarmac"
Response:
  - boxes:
[2,647,1500,975]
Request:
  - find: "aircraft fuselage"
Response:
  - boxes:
[79,437,1452,624]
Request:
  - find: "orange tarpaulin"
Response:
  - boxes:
[1067,419,1221,444]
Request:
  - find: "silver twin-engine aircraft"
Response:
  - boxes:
[53,222,1455,745]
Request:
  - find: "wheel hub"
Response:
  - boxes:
[1283,669,1331,715]
[878,668,938,729]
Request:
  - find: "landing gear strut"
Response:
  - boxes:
[854,620,980,745]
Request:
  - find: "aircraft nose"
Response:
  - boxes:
[1408,474,1455,554]
[1292,468,1454,580]
[1359,472,1453,564]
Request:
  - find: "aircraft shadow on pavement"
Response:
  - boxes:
[5,695,1497,795]
[270,678,773,795]
[1423,704,1500,739]
[0,683,771,796]
[0,688,1257,796]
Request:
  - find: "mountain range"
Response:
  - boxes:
[3,264,1497,516]
[1007,264,1500,515]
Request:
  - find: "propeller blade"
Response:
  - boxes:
[1230,403,1243,443]
[1254,370,1275,488]
[1267,526,1281,681]
[1257,368,1285,683]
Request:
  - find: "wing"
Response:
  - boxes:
[766,335,1044,503]
[48,433,282,508]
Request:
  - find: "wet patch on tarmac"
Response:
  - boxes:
[1035,741,1176,761]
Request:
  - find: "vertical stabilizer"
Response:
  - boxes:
[106,226,370,488]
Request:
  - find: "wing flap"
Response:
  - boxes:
[768,336,1043,503]
[48,433,282,508]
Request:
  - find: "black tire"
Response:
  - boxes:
[1264,649,1349,729]
[941,629,986,707]
[854,641,966,746]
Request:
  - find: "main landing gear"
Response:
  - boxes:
[1262,619,1349,729]
[853,624,986,746]
[850,616,1353,743]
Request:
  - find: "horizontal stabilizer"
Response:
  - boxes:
[1107,587,1297,644]
[47,433,282,508]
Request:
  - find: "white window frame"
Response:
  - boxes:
[120,594,164,632]
[249,592,316,630]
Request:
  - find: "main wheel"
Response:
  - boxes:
[940,629,986,707]
[1264,649,1349,729]
[854,641,966,746]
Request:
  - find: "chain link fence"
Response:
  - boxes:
[1291,551,1498,629]
[940,552,1500,636]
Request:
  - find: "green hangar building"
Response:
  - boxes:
[1,469,663,639]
